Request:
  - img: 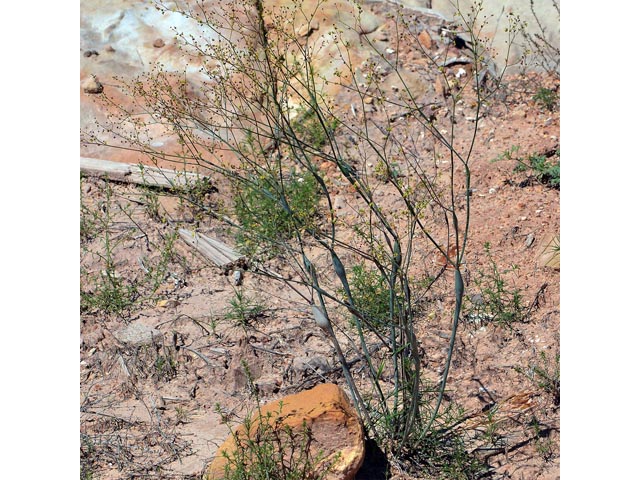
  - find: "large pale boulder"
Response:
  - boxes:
[205,383,365,480]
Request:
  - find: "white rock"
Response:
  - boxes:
[114,323,163,347]
[312,305,330,329]
[82,75,104,94]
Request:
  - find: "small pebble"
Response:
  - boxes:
[82,75,104,94]
[488,187,496,194]
[153,38,165,48]
[469,293,484,305]
[525,233,535,248]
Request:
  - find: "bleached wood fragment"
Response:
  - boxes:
[178,229,245,271]
[80,157,208,189]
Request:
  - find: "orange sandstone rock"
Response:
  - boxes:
[205,383,365,480]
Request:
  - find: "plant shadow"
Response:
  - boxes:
[356,439,390,480]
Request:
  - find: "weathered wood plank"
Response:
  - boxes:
[178,229,245,271]
[80,157,207,189]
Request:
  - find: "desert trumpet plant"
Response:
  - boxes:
[82,0,515,459]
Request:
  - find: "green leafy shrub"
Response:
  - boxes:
[224,288,267,328]
[80,182,140,314]
[493,147,559,189]
[467,243,527,327]
[344,263,398,332]
[516,351,560,405]
[234,170,320,254]
[292,108,339,151]
[373,160,400,183]
[533,87,558,111]
[514,152,560,188]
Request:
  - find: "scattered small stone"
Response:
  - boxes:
[363,102,376,113]
[182,209,195,223]
[466,312,491,326]
[255,374,282,396]
[385,47,395,54]
[488,187,496,194]
[233,269,243,286]
[83,49,99,57]
[157,299,180,308]
[357,11,382,35]
[114,323,163,347]
[105,45,116,53]
[525,233,535,248]
[82,75,104,94]
[153,38,166,48]
[295,19,319,37]
[469,293,484,305]
[100,269,121,279]
[292,355,331,378]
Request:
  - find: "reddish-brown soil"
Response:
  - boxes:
[80,5,559,479]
